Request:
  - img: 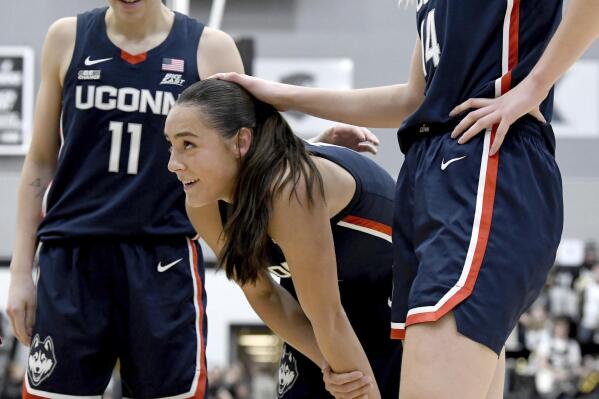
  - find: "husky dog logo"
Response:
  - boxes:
[27,335,57,386]
[277,346,299,397]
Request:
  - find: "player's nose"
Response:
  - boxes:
[167,152,185,172]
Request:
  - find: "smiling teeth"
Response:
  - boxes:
[183,179,199,185]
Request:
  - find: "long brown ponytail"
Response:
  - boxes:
[177,79,324,285]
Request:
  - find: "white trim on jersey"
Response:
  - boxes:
[337,220,392,243]
[501,0,515,77]
[41,181,51,219]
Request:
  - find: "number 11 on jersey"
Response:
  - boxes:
[108,121,142,175]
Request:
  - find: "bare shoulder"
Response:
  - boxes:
[199,27,236,50]
[269,167,326,234]
[44,17,77,80]
[46,17,77,49]
[197,27,244,78]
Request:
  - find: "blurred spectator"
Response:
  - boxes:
[224,362,249,398]
[533,317,582,399]
[577,355,599,397]
[0,312,27,399]
[207,366,226,398]
[581,243,598,272]
[577,263,599,346]
[253,364,277,399]
[549,265,581,320]
[521,301,552,353]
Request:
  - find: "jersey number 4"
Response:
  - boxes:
[108,121,142,175]
[420,8,441,77]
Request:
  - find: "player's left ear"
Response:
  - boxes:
[236,127,253,158]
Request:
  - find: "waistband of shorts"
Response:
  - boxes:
[39,234,197,247]
[398,114,555,154]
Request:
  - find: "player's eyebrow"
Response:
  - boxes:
[174,131,199,138]
[164,131,199,140]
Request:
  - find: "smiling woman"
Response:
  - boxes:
[166,80,324,284]
[166,104,244,208]
[166,79,402,399]
[6,1,245,398]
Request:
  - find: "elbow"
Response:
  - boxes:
[242,280,277,306]
[390,84,423,126]
[405,91,424,116]
[26,148,59,172]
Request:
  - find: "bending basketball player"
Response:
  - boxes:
[165,79,402,399]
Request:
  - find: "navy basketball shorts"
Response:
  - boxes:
[23,237,207,399]
[277,341,402,399]
[390,121,563,355]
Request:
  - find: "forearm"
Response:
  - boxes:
[246,282,325,366]
[528,0,599,94]
[281,83,420,128]
[311,310,380,396]
[11,158,55,273]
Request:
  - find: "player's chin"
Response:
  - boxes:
[184,191,212,209]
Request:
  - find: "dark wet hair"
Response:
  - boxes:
[177,79,324,285]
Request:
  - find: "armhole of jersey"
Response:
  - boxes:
[306,147,364,223]
[330,166,363,223]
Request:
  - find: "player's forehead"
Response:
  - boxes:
[165,105,216,139]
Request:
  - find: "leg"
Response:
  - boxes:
[117,238,207,398]
[485,347,506,399]
[23,243,116,398]
[399,312,499,399]
[395,130,562,399]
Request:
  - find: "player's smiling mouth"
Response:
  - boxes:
[181,178,199,191]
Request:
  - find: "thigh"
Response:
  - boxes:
[400,312,499,399]
[23,243,116,398]
[116,238,207,399]
[485,348,506,399]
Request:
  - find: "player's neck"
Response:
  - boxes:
[106,4,174,41]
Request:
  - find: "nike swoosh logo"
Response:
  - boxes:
[157,258,183,273]
[84,56,113,66]
[441,155,467,170]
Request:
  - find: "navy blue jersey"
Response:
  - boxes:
[220,142,396,352]
[398,0,562,152]
[38,8,204,240]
